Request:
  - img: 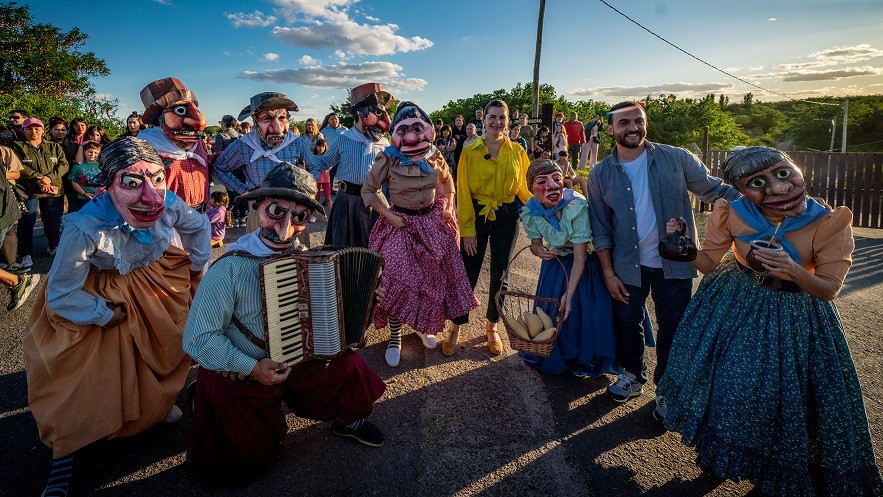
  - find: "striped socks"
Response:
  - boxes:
[385,318,402,367]
[41,455,74,497]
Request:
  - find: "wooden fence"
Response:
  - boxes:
[698,150,883,229]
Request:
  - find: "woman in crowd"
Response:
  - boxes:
[519,159,615,375]
[451,114,468,169]
[455,99,532,355]
[300,117,324,151]
[75,125,111,164]
[67,117,87,146]
[122,112,146,137]
[658,147,883,496]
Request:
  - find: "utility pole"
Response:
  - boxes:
[531,0,546,118]
[841,98,848,153]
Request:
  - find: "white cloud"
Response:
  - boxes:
[569,82,734,99]
[271,0,355,23]
[222,51,231,56]
[364,15,379,22]
[228,10,277,28]
[768,18,777,22]
[263,53,280,62]
[334,50,347,59]
[749,65,765,71]
[809,44,883,63]
[751,66,883,82]
[240,60,426,92]
[724,67,742,73]
[776,60,832,71]
[273,20,432,56]
[299,55,319,65]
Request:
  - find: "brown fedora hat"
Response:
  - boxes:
[140,77,198,125]
[238,92,299,121]
[345,82,393,112]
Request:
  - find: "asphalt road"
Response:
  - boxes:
[1,219,881,496]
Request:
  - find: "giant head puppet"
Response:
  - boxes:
[140,77,207,149]
[345,83,393,143]
[389,101,435,161]
[98,136,168,230]
[237,92,299,148]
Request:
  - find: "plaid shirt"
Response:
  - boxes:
[164,141,210,207]
[213,132,310,195]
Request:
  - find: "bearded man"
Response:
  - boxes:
[138,77,210,211]
[305,83,393,248]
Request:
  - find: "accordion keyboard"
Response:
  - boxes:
[263,258,306,363]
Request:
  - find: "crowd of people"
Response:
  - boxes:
[3,81,882,496]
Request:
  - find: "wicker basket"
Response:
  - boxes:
[495,246,567,358]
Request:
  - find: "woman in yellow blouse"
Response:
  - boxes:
[448,99,532,356]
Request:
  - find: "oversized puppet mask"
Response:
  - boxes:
[255,109,290,148]
[390,102,435,160]
[356,105,391,142]
[140,77,206,149]
[99,137,168,229]
[108,160,167,229]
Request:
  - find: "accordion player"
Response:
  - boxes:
[259,246,383,365]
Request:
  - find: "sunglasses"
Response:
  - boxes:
[264,201,311,225]
[7,115,23,120]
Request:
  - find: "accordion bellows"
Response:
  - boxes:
[259,247,383,365]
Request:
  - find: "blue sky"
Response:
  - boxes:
[22,0,883,125]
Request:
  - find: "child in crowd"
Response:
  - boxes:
[361,101,478,367]
[557,151,586,195]
[313,138,331,223]
[532,126,552,159]
[67,140,102,212]
[206,191,228,247]
[519,159,615,376]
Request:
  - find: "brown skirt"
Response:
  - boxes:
[23,246,198,457]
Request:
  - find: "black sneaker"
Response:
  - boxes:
[8,273,41,311]
[332,419,384,447]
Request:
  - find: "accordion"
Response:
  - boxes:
[259,246,383,365]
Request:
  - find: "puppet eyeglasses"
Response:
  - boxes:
[265,201,310,225]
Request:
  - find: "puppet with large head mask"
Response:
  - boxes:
[140,77,207,149]
[345,83,393,143]
[389,101,436,161]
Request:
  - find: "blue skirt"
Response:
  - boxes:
[658,258,883,496]
[520,253,616,376]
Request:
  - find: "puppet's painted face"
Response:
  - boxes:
[356,105,391,142]
[531,170,565,209]
[255,109,289,148]
[735,159,807,219]
[160,100,206,148]
[256,197,310,251]
[108,160,167,229]
[391,116,435,159]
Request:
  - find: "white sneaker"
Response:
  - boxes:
[162,405,183,423]
[385,346,401,368]
[415,331,437,349]
[19,255,33,269]
[606,372,643,403]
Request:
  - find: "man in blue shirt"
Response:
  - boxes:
[587,101,739,424]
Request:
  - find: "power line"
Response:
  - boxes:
[597,0,840,107]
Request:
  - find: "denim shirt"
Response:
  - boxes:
[587,141,740,287]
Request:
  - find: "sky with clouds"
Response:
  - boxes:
[20,0,883,124]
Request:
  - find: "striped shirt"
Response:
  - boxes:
[213,131,311,195]
[304,128,388,185]
[183,252,268,376]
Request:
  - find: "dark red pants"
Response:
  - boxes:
[185,351,386,487]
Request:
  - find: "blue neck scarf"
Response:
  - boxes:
[79,190,177,245]
[524,189,575,231]
[384,145,434,174]
[730,196,828,263]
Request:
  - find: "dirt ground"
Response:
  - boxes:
[0,219,880,497]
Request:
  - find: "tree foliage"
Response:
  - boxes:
[0,2,121,135]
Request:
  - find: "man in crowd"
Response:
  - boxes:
[6,109,28,141]
[304,82,394,248]
[586,101,739,424]
[11,118,68,267]
[183,162,386,487]
[469,107,484,137]
[138,77,210,211]
[213,92,312,232]
[563,111,586,171]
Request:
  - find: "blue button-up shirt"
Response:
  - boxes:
[587,141,740,286]
[304,128,387,185]
[213,131,311,195]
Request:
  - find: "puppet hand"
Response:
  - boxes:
[375,286,386,304]
[530,243,557,260]
[251,358,291,386]
[559,294,573,321]
[389,215,405,229]
[103,303,128,329]
[441,209,452,222]
[665,217,686,234]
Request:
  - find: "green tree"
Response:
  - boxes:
[644,94,748,151]
[0,2,108,98]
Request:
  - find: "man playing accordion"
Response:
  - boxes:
[183,162,386,487]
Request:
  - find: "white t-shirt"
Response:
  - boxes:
[620,151,662,268]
